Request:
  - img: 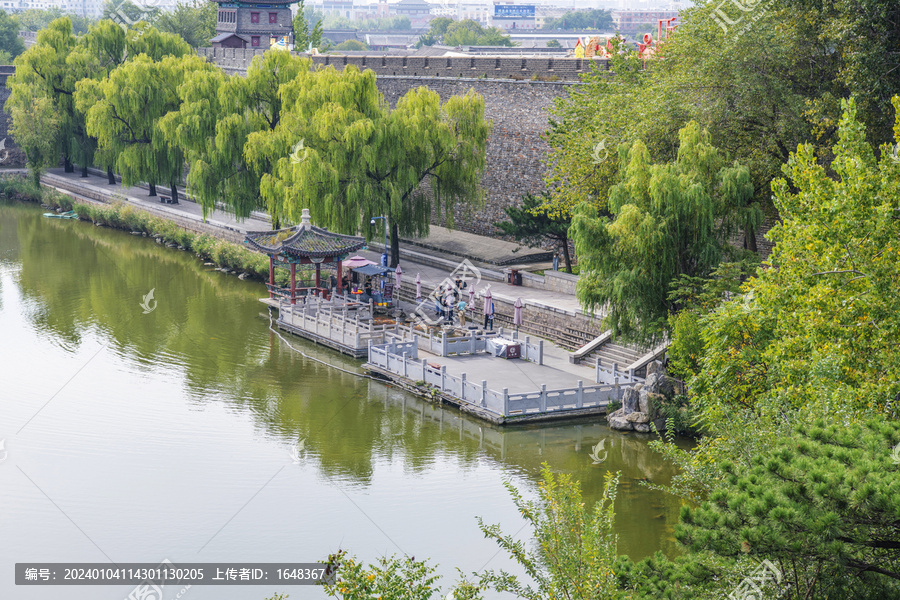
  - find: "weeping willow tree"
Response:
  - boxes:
[570,121,761,343]
[5,18,78,179]
[75,52,209,202]
[159,50,311,224]
[250,63,491,266]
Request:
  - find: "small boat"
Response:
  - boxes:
[43,210,79,219]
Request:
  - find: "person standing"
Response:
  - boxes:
[483,300,494,330]
[456,298,467,327]
[444,292,455,325]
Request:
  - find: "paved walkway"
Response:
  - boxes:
[413,331,599,390]
[33,168,617,389]
[40,167,590,318]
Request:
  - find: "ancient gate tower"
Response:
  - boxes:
[210,0,295,49]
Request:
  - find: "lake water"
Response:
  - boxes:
[0,200,689,599]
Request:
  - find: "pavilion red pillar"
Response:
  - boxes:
[336,259,343,295]
[315,263,321,291]
[268,256,274,299]
[290,262,296,305]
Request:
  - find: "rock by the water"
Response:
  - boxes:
[130,231,142,235]
[625,411,650,424]
[633,423,651,433]
[647,360,664,377]
[238,272,250,280]
[622,387,640,414]
[609,416,634,431]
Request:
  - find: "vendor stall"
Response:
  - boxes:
[351,264,396,308]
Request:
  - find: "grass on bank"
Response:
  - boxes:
[0,175,273,282]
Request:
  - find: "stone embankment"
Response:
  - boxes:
[606,360,673,433]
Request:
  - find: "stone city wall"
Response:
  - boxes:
[196,48,595,236]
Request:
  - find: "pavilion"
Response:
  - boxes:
[245,208,366,303]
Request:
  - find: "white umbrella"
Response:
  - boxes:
[468,286,475,309]
[415,273,422,301]
[344,255,376,269]
[395,264,402,288]
[483,287,493,315]
[513,297,524,336]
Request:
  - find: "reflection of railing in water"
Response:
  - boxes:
[368,341,622,420]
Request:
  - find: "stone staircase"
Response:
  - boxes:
[584,341,648,372]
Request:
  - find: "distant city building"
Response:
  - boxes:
[390,0,431,27]
[491,1,535,29]
[430,2,491,27]
[212,0,294,49]
[610,9,679,32]
[322,0,354,18]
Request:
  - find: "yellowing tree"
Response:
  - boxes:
[693,97,900,420]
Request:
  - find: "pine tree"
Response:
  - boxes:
[495,192,576,273]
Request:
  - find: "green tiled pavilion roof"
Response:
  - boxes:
[245,224,366,258]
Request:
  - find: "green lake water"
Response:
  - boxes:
[0,201,690,599]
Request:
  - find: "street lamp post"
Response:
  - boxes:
[371,216,389,267]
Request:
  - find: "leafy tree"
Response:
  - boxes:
[6,18,79,174]
[416,16,452,47]
[0,10,25,60]
[293,0,310,50]
[544,0,842,228]
[692,97,900,420]
[543,9,612,31]
[333,39,367,52]
[322,551,441,599]
[494,192,576,273]
[476,466,620,600]
[545,38,561,48]
[253,66,490,266]
[76,52,207,202]
[64,19,130,180]
[570,121,760,343]
[7,94,60,184]
[154,0,217,48]
[779,0,900,148]
[418,18,514,48]
[310,17,325,50]
[665,261,756,380]
[160,50,310,221]
[15,8,95,35]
